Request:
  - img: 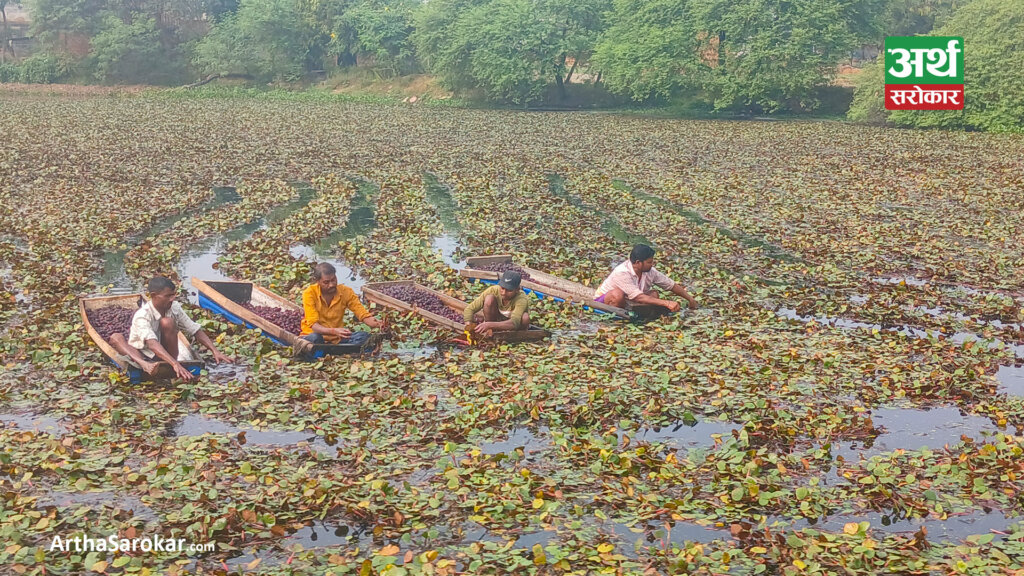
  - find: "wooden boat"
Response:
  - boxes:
[79,294,204,383]
[459,255,630,319]
[362,280,550,344]
[192,279,374,358]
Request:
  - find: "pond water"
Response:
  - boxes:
[36,490,159,524]
[478,426,551,456]
[289,244,366,294]
[624,418,740,453]
[178,183,319,303]
[99,186,243,293]
[776,307,1024,359]
[432,233,467,271]
[996,364,1024,396]
[828,406,999,461]
[789,507,1021,542]
[0,411,67,434]
[169,413,337,457]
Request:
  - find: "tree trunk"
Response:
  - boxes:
[564,53,579,85]
[595,71,602,85]
[718,30,726,67]
[1,5,8,65]
[554,53,567,101]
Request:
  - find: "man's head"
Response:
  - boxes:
[147,276,177,313]
[313,262,338,292]
[497,270,521,299]
[629,244,656,273]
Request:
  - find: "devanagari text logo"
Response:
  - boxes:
[884,36,964,111]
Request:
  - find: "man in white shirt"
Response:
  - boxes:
[594,244,698,313]
[108,276,233,381]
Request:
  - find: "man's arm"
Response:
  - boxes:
[144,338,196,381]
[631,291,681,312]
[173,303,233,362]
[193,329,234,363]
[670,284,698,309]
[348,294,381,329]
[463,292,485,324]
[312,322,350,338]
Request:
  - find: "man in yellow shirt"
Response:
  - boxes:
[298,263,380,353]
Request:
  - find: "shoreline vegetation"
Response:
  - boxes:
[0,72,858,123]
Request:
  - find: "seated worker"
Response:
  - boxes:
[298,262,381,351]
[594,244,698,313]
[108,276,234,381]
[463,270,530,335]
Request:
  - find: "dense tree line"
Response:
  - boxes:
[2,0,1020,126]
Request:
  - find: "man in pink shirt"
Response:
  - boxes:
[594,244,698,313]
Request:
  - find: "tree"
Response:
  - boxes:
[413,0,609,104]
[332,0,419,76]
[595,0,884,112]
[592,0,701,101]
[849,0,1024,132]
[89,14,162,82]
[193,0,306,82]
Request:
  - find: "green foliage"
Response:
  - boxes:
[331,0,419,76]
[849,0,1024,132]
[885,0,961,37]
[596,0,882,112]
[194,0,307,82]
[88,15,163,83]
[0,51,72,83]
[412,0,609,104]
[847,57,888,124]
[592,0,700,101]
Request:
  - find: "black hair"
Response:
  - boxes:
[629,244,656,263]
[148,276,176,293]
[312,262,337,280]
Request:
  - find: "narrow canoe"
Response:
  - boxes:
[362,280,550,344]
[459,255,629,319]
[79,293,204,383]
[192,278,373,357]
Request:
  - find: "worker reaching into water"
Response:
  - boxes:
[594,244,697,315]
[108,276,234,381]
[463,270,531,336]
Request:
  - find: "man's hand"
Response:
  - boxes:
[363,315,381,329]
[212,350,234,364]
[663,300,682,313]
[333,327,353,340]
[172,361,197,382]
[686,296,698,310]
[474,322,495,335]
